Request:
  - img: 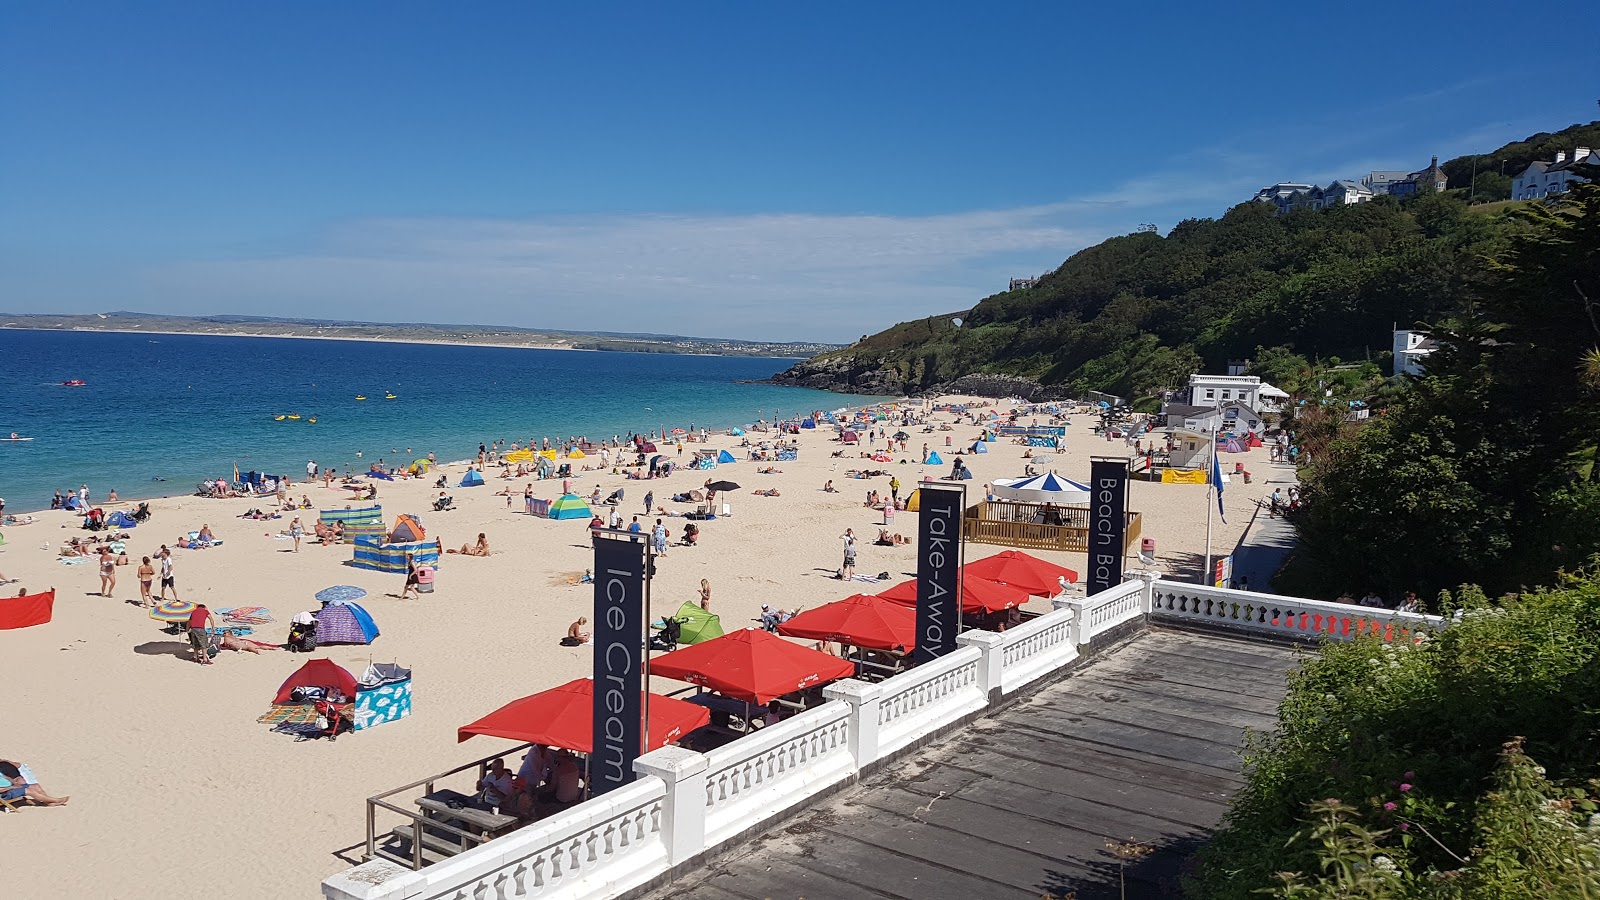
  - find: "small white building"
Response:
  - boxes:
[1393,329,1437,376]
[1164,428,1212,470]
[1165,401,1265,436]
[1512,148,1598,201]
[1186,374,1285,415]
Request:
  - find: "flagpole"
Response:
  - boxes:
[1202,417,1216,586]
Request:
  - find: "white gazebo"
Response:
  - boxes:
[991,471,1091,504]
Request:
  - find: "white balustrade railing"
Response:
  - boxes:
[339,573,1438,900]
[701,702,854,847]
[323,778,668,900]
[1149,581,1448,642]
[997,606,1077,694]
[874,645,987,758]
[1082,579,1146,641]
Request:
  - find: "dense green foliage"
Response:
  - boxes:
[1284,165,1600,599]
[1192,575,1600,899]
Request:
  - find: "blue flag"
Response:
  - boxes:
[1211,444,1227,524]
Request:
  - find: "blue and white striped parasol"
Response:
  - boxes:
[315,585,368,605]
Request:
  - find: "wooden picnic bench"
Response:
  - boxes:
[390,789,519,863]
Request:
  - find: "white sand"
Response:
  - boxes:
[0,395,1283,898]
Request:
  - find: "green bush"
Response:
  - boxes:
[1189,572,1600,898]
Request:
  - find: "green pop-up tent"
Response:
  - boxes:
[667,601,724,645]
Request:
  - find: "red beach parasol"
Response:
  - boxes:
[651,629,856,705]
[777,594,917,652]
[456,679,710,753]
[963,550,1079,596]
[876,576,1030,615]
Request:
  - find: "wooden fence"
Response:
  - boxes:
[962,501,1142,553]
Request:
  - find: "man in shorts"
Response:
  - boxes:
[841,528,857,580]
[159,547,177,600]
[186,603,216,665]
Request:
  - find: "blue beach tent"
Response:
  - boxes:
[315,600,381,645]
[926,451,944,465]
[716,450,736,464]
[969,441,989,454]
[459,469,485,488]
[801,418,816,429]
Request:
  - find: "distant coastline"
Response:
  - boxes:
[0,313,838,359]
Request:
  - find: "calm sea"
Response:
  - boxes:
[0,330,860,512]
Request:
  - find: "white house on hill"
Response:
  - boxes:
[1393,329,1437,376]
[1186,374,1286,415]
[1512,148,1598,201]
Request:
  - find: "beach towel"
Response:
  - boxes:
[219,607,274,626]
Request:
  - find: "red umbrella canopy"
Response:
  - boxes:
[651,628,856,705]
[963,550,1079,597]
[876,576,1030,615]
[778,594,917,652]
[456,679,710,753]
[273,658,359,704]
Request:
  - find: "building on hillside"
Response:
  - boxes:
[1323,180,1378,206]
[1008,276,1039,291]
[1185,374,1286,415]
[1162,401,1265,435]
[1363,170,1412,192]
[1512,148,1598,201]
[1385,156,1448,198]
[1393,329,1438,376]
[1251,182,1317,214]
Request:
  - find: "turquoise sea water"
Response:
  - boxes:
[0,330,862,512]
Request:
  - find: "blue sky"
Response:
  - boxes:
[2,2,1596,343]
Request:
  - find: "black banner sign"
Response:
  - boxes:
[592,532,646,796]
[914,482,964,664]
[1088,457,1129,596]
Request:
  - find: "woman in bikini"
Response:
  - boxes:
[448,533,491,556]
[97,547,117,598]
[137,556,155,607]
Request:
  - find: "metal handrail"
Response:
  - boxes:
[364,743,534,868]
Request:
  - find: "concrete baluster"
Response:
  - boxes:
[823,680,883,768]
[632,746,708,867]
[1132,570,1159,614]
[1066,596,1090,647]
[956,630,1005,705]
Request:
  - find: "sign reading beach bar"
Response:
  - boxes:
[592,531,646,796]
[914,482,964,664]
[1087,457,1129,595]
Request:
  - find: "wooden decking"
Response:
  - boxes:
[639,629,1298,900]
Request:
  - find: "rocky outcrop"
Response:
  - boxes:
[770,355,1068,401]
[936,374,1072,402]
[768,354,910,395]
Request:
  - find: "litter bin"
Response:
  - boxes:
[416,564,436,594]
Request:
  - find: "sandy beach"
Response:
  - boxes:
[0,395,1283,899]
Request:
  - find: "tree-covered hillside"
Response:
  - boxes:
[774,122,1597,401]
[777,192,1519,400]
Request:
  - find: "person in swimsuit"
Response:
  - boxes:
[288,517,304,552]
[137,556,155,607]
[98,547,116,598]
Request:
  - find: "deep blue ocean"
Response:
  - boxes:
[0,330,858,512]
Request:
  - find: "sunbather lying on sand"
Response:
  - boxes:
[447,533,491,556]
[215,632,280,653]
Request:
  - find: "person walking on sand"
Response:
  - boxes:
[841,528,857,580]
[653,519,668,558]
[98,546,116,598]
[158,547,177,600]
[889,476,901,504]
[643,491,654,515]
[699,578,712,611]
[400,552,420,600]
[289,516,304,552]
[137,555,155,607]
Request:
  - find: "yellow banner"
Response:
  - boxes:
[1161,468,1208,484]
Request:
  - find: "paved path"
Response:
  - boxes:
[1228,461,1299,592]
[639,629,1298,900]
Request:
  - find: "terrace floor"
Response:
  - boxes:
[638,628,1299,900]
